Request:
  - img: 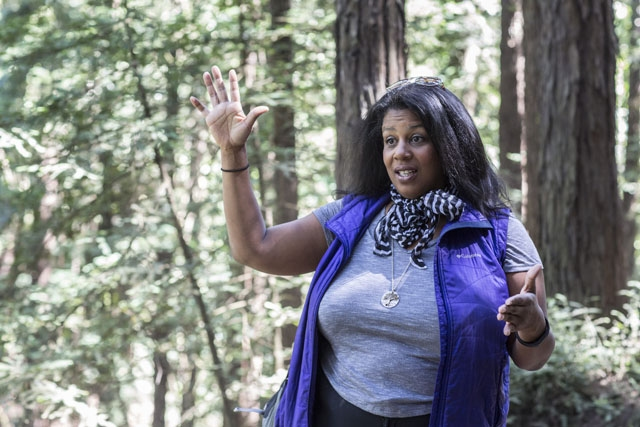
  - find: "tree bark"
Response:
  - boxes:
[152,351,170,427]
[623,0,640,278]
[269,0,298,225]
[499,0,524,215]
[180,364,197,427]
[523,0,625,310]
[268,0,301,354]
[335,0,407,191]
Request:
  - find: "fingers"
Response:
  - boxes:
[211,66,229,103]
[229,69,241,103]
[191,66,234,117]
[503,322,515,336]
[520,264,542,295]
[190,96,207,115]
[201,66,228,107]
[199,66,243,107]
[497,265,544,336]
[191,66,269,134]
[497,301,529,322]
[203,72,218,105]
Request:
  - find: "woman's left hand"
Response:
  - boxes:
[497,264,547,339]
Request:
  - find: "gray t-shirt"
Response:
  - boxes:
[313,199,542,418]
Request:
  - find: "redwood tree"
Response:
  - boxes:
[623,0,640,278]
[522,0,625,310]
[268,0,300,365]
[499,0,524,214]
[334,0,407,190]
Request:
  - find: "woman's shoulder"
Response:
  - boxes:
[314,193,389,225]
[313,198,344,227]
[504,212,542,272]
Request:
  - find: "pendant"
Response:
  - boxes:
[381,291,400,308]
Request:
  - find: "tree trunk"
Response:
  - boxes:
[180,365,197,427]
[499,0,524,215]
[268,0,300,352]
[152,351,170,427]
[335,0,407,191]
[269,0,297,226]
[623,0,640,278]
[523,0,625,310]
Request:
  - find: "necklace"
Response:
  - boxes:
[381,242,412,308]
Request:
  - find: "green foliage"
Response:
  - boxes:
[509,282,640,427]
[406,0,501,151]
[0,0,337,424]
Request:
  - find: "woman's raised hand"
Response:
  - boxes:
[190,66,269,152]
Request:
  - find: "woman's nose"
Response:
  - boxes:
[393,140,412,158]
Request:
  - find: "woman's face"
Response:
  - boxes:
[382,108,446,199]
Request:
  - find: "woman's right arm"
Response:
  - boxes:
[191,66,328,275]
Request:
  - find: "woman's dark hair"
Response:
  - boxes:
[341,80,509,217]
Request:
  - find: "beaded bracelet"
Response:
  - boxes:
[221,163,250,173]
[515,317,550,347]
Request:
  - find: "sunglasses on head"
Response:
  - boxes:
[386,76,445,92]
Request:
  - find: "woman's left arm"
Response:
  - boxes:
[497,264,555,370]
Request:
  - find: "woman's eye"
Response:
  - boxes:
[384,137,396,145]
[411,134,425,144]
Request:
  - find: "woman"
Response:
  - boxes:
[191,67,554,427]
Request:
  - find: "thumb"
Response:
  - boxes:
[520,264,542,295]
[244,106,269,130]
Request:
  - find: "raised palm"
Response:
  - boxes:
[190,66,268,150]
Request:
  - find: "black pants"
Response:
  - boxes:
[312,369,431,427]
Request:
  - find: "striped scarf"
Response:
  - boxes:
[373,185,465,269]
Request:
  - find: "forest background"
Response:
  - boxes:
[1,0,640,426]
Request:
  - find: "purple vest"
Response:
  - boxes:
[275,194,510,427]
